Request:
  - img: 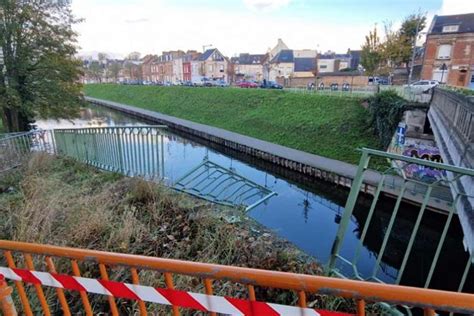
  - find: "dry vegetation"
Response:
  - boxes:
[0,153,359,314]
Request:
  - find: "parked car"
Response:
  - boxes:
[214,79,229,87]
[342,83,350,91]
[405,80,439,92]
[182,81,194,87]
[260,81,283,89]
[238,81,258,88]
[330,83,339,91]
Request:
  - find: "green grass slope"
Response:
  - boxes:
[84,84,381,165]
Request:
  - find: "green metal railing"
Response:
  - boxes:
[54,126,167,180]
[0,130,54,173]
[327,148,474,300]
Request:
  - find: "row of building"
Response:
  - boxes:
[82,13,474,88]
[83,38,362,87]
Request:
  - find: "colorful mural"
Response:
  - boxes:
[401,145,446,182]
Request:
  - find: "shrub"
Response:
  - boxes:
[367,90,407,148]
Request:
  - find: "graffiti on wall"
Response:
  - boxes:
[401,145,445,182]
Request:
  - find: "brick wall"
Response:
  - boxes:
[421,33,474,87]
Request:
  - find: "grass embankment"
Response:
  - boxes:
[84,84,382,165]
[0,154,359,314]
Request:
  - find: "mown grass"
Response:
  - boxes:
[84,84,382,165]
[0,154,363,314]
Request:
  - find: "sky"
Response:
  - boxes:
[72,0,474,59]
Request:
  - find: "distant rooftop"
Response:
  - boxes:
[429,13,474,34]
[233,53,266,65]
[199,48,225,61]
[271,49,294,63]
[294,58,316,72]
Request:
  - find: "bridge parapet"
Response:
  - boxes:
[428,88,474,257]
[430,88,473,166]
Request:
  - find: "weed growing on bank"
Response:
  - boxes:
[0,153,363,314]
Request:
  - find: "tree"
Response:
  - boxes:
[98,52,108,63]
[360,26,383,76]
[360,13,426,79]
[400,13,426,72]
[87,61,103,83]
[381,22,408,74]
[107,62,122,83]
[0,0,83,132]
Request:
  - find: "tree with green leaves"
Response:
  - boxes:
[360,13,426,79]
[400,13,426,79]
[0,0,83,132]
[360,26,383,76]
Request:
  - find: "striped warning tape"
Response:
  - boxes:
[0,267,352,316]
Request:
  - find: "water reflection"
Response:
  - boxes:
[33,104,473,293]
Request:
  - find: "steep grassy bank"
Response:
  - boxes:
[84,84,382,165]
[0,154,360,314]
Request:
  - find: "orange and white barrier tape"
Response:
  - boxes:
[0,267,352,316]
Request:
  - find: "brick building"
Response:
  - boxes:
[182,51,200,82]
[421,13,474,88]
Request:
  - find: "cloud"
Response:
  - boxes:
[125,18,150,24]
[71,0,369,57]
[242,0,292,11]
[440,0,474,15]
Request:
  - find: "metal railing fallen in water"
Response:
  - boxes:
[173,159,277,211]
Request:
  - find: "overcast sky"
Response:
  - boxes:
[72,0,473,58]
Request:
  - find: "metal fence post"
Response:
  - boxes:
[326,150,370,274]
[0,275,17,316]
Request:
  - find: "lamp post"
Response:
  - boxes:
[440,63,447,84]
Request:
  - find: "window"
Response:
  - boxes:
[208,65,213,72]
[437,44,452,59]
[219,64,224,72]
[442,25,459,33]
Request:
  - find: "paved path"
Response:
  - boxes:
[85,96,453,212]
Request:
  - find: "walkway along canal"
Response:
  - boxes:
[32,103,473,295]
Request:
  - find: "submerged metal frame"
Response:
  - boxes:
[173,159,277,211]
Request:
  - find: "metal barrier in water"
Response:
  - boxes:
[173,159,277,211]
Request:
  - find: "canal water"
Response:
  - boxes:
[34,105,473,293]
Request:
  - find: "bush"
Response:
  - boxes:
[367,90,407,148]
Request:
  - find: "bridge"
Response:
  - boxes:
[428,88,474,257]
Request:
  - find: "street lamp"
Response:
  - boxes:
[440,63,447,84]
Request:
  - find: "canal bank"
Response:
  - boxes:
[86,96,452,212]
[29,103,472,294]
